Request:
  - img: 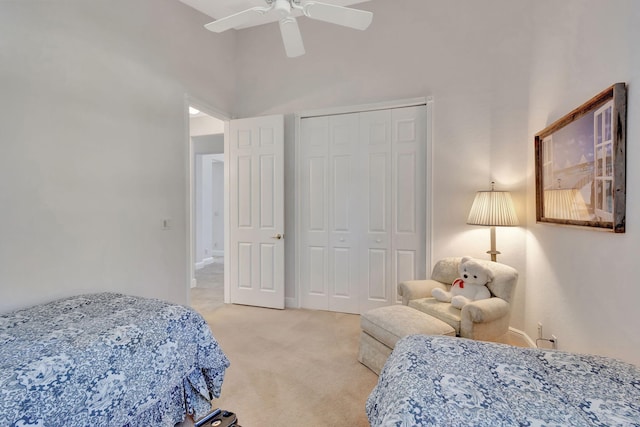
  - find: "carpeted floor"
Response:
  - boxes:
[191,259,225,314]
[193,303,378,427]
[188,260,527,426]
[194,258,224,289]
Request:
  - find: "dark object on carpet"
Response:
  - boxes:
[195,409,240,427]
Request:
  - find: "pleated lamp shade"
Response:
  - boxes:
[467,190,519,226]
[467,185,518,262]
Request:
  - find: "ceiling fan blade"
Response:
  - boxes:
[302,2,373,31]
[279,17,305,58]
[204,6,271,33]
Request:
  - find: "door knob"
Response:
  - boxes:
[272,233,283,240]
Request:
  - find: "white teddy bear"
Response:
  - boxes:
[431,256,493,309]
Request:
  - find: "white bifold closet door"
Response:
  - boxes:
[299,105,427,314]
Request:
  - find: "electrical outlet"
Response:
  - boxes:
[551,335,558,350]
[537,322,543,339]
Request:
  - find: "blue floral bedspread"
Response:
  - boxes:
[0,293,230,427]
[367,335,640,427]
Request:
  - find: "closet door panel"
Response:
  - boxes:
[366,249,388,301]
[360,110,392,312]
[332,155,351,230]
[368,153,388,233]
[308,246,327,295]
[328,114,360,313]
[394,250,417,290]
[396,152,417,232]
[331,248,351,296]
[308,157,327,231]
[330,247,355,313]
[300,117,330,310]
[392,106,427,302]
[304,187,329,307]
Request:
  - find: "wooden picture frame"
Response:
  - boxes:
[535,83,627,232]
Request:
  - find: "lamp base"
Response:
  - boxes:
[488,226,499,262]
[486,250,501,262]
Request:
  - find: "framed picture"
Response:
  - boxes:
[535,83,627,232]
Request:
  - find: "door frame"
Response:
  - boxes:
[293,96,434,309]
[184,95,231,304]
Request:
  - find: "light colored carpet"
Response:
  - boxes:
[191,260,225,314]
[194,304,378,427]
[194,258,224,289]
[189,261,528,426]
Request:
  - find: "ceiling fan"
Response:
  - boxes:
[204,0,373,58]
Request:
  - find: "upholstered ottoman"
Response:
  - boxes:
[358,305,455,374]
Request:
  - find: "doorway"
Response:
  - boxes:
[188,104,226,312]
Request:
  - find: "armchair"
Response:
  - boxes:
[398,257,518,342]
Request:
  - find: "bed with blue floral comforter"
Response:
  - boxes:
[367,335,640,427]
[0,293,229,427]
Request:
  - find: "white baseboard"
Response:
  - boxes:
[195,257,214,270]
[211,250,224,257]
[285,297,298,309]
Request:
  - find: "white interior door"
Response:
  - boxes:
[228,115,285,309]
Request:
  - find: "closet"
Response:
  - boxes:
[298,104,427,314]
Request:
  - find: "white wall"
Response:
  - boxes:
[0,0,237,311]
[232,0,640,365]
[525,0,640,365]
[190,114,225,136]
[193,134,225,154]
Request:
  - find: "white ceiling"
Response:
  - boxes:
[178,0,370,29]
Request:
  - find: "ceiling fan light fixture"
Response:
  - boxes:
[204,0,373,57]
[274,0,292,18]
